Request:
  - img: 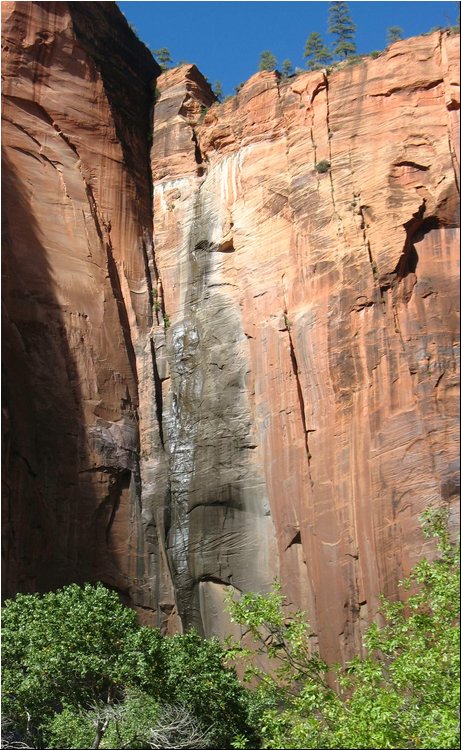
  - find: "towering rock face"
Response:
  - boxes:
[2,2,459,664]
[1,1,160,613]
[151,37,460,661]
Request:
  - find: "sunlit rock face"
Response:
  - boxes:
[2,0,459,665]
[152,35,459,661]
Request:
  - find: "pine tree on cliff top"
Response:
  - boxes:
[258,50,277,71]
[387,25,404,44]
[304,31,333,70]
[328,1,356,58]
[281,59,293,77]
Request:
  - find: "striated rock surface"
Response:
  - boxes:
[151,35,460,661]
[2,2,459,665]
[1,0,161,616]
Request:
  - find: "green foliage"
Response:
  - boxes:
[151,289,161,312]
[213,80,224,101]
[281,59,294,77]
[46,704,96,749]
[199,103,209,124]
[1,583,142,739]
[46,687,213,749]
[328,1,357,58]
[2,583,254,749]
[163,313,171,329]
[258,50,277,72]
[386,25,404,44]
[370,50,382,59]
[304,32,332,70]
[225,583,336,749]
[162,630,258,747]
[152,46,173,71]
[315,160,331,173]
[152,83,161,104]
[3,509,457,749]
[226,507,460,749]
[344,54,365,68]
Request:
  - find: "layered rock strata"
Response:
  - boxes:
[2,1,459,664]
[151,35,460,660]
[1,0,160,616]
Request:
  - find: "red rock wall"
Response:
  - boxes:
[1,1,160,615]
[2,2,459,664]
[151,35,460,661]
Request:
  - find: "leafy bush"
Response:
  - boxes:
[45,688,213,749]
[3,508,457,749]
[315,160,331,173]
[2,584,254,749]
[225,507,460,749]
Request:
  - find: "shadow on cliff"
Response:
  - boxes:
[1,148,121,599]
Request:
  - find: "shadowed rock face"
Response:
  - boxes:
[2,3,459,664]
[1,0,161,615]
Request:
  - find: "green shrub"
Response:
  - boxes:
[198,104,208,124]
[225,506,460,749]
[2,583,255,749]
[345,54,364,66]
[315,160,331,173]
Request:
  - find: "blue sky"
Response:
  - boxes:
[117,1,459,96]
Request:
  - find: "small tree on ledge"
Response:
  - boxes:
[386,25,404,44]
[258,50,277,71]
[304,31,333,70]
[152,46,172,71]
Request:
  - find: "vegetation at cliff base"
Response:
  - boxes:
[2,507,459,749]
[1,585,255,749]
[225,506,460,749]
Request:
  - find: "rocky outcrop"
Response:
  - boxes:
[1,1,160,616]
[2,2,459,665]
[151,35,460,661]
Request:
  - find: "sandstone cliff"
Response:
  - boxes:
[2,2,459,665]
[2,0,160,613]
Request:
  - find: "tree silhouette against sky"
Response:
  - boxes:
[328,1,357,58]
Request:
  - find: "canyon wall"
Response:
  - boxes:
[2,2,459,664]
[1,0,160,613]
